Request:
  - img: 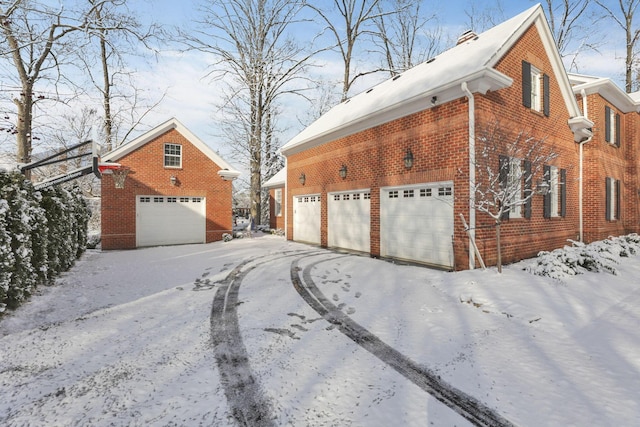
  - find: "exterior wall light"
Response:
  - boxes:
[404,148,414,169]
[536,179,549,195]
[339,164,347,179]
[299,173,306,185]
[170,175,177,186]
[431,96,438,105]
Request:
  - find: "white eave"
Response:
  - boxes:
[569,73,640,113]
[263,167,286,189]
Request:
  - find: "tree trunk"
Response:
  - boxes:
[14,84,33,178]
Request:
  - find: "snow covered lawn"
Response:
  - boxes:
[1,235,639,426]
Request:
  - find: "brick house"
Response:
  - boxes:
[101,118,240,250]
[277,4,638,270]
[263,167,286,230]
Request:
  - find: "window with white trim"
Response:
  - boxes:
[605,106,621,147]
[606,177,620,221]
[274,188,282,217]
[522,61,549,116]
[500,156,522,219]
[164,143,182,168]
[549,166,559,217]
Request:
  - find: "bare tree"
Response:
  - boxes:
[595,0,640,92]
[306,0,390,101]
[82,0,162,150]
[470,120,557,272]
[0,1,86,169]
[372,0,441,76]
[464,0,506,33]
[179,0,312,225]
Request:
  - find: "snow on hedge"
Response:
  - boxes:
[525,234,640,279]
[0,171,90,313]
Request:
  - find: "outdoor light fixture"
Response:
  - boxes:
[339,164,347,179]
[431,95,438,105]
[170,175,177,186]
[299,173,306,185]
[404,148,414,169]
[536,179,550,195]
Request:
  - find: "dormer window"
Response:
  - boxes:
[605,106,621,147]
[164,143,182,168]
[522,61,550,117]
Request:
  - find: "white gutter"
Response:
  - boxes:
[462,81,476,269]
[579,89,592,242]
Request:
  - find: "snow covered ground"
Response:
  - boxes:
[1,234,639,426]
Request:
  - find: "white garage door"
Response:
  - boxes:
[293,194,321,244]
[136,196,206,247]
[328,190,370,253]
[380,182,454,268]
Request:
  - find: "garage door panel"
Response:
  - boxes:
[294,195,321,244]
[381,183,454,268]
[328,190,370,253]
[136,196,205,247]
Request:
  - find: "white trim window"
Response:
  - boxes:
[606,177,620,221]
[164,143,182,168]
[549,166,559,217]
[522,61,550,116]
[605,106,621,147]
[274,188,282,217]
[500,155,522,219]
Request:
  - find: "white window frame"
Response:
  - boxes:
[607,178,616,221]
[608,108,616,144]
[164,143,182,168]
[530,65,541,112]
[549,166,559,217]
[508,157,523,218]
[274,188,282,217]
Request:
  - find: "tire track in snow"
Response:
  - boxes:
[210,250,322,426]
[290,255,516,427]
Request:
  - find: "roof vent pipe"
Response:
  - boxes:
[457,30,478,45]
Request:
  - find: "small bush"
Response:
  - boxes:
[526,234,640,279]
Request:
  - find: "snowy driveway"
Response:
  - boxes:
[1,235,640,426]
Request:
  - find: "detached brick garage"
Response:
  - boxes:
[100,118,240,250]
[279,5,640,270]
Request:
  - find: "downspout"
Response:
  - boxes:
[284,157,288,240]
[462,82,476,269]
[579,89,592,242]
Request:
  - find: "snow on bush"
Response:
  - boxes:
[525,234,640,279]
[0,171,89,312]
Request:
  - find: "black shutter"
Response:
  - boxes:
[522,61,531,109]
[543,165,551,218]
[524,160,532,219]
[616,179,621,219]
[615,113,621,147]
[605,106,611,143]
[560,169,566,217]
[543,74,550,117]
[606,177,612,220]
[499,155,510,220]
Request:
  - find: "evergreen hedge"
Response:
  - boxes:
[0,172,90,313]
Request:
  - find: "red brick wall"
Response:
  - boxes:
[268,186,285,230]
[579,94,638,242]
[285,23,638,269]
[101,128,233,249]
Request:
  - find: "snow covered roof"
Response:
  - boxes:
[263,166,286,189]
[102,118,241,179]
[281,4,585,156]
[569,72,640,113]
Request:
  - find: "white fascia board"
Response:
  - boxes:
[281,69,512,157]
[572,79,640,113]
